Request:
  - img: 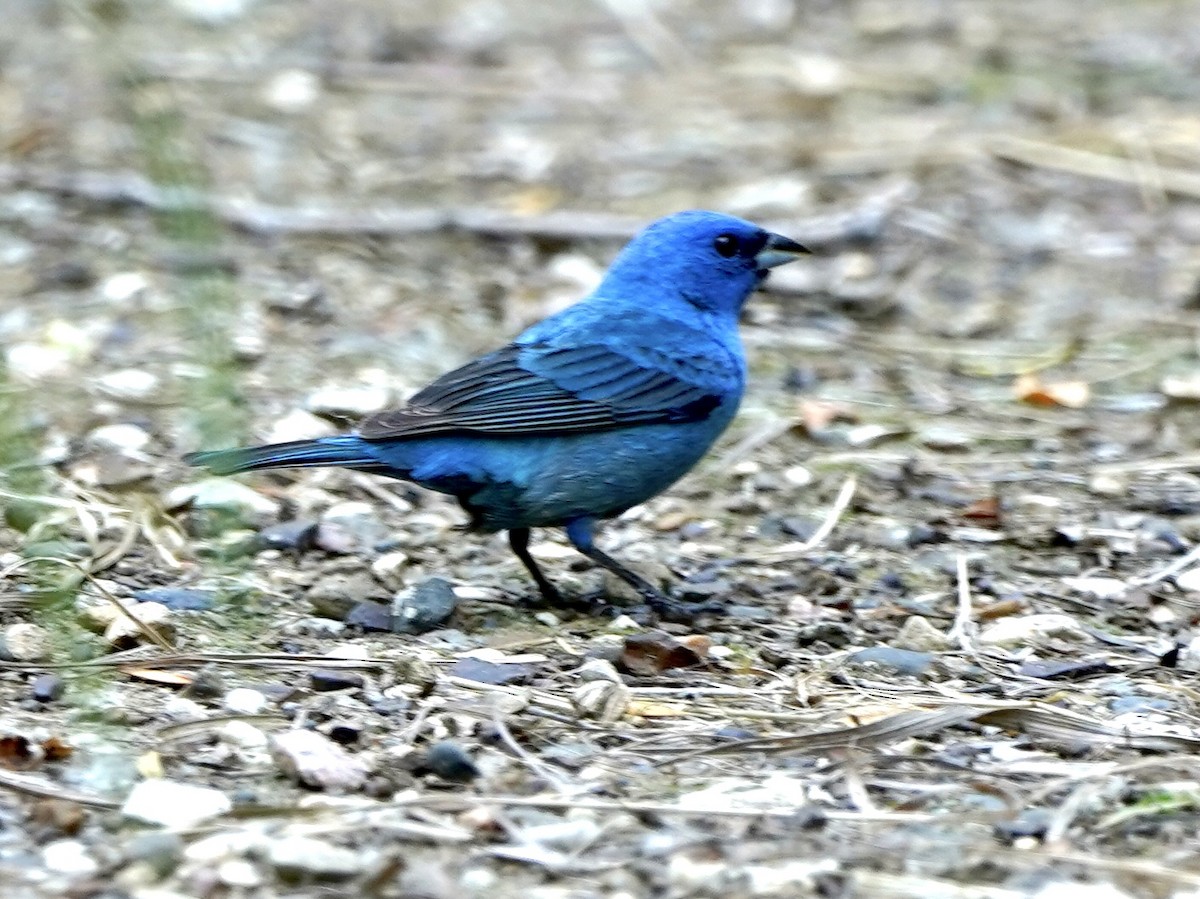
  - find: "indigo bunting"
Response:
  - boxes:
[186,210,808,614]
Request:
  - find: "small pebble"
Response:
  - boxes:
[978,613,1089,648]
[422,741,478,783]
[891,615,950,652]
[94,368,160,402]
[218,858,264,888]
[267,835,364,882]
[99,271,149,304]
[848,646,934,676]
[449,657,538,686]
[306,572,383,620]
[104,601,175,648]
[134,587,216,611]
[270,729,368,792]
[392,577,459,635]
[306,384,391,418]
[31,673,65,703]
[344,600,392,632]
[263,68,321,114]
[42,840,99,876]
[125,831,183,877]
[257,520,318,552]
[166,479,280,521]
[265,409,335,444]
[370,551,410,588]
[310,669,365,692]
[1,622,51,662]
[316,501,388,554]
[121,779,232,828]
[224,688,268,715]
[327,720,363,745]
[572,679,630,723]
[86,423,151,453]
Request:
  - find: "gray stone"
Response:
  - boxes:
[391,577,459,635]
[267,835,365,882]
[316,501,388,554]
[270,729,368,793]
[848,646,934,676]
[892,615,951,652]
[306,572,384,620]
[1,622,51,661]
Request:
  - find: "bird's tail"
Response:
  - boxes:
[184,436,379,476]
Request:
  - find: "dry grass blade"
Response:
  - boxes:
[0,769,119,810]
[991,135,1200,199]
[666,706,986,761]
[976,706,1200,753]
[666,701,1200,763]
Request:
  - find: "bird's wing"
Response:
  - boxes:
[357,341,724,440]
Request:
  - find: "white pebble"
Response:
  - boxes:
[42,840,98,876]
[100,271,149,304]
[122,779,232,828]
[978,613,1088,648]
[223,687,268,715]
[87,423,151,452]
[263,69,321,114]
[94,368,160,402]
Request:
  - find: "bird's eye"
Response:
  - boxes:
[713,233,740,258]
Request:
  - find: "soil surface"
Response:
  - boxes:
[3,1,1200,897]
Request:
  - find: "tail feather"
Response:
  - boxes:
[184,436,378,476]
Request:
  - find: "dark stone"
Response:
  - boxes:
[345,600,392,632]
[133,587,216,611]
[712,726,759,742]
[257,520,318,552]
[125,831,183,877]
[848,646,934,676]
[31,674,64,703]
[995,808,1052,841]
[306,572,383,620]
[421,741,478,783]
[41,260,97,290]
[391,577,459,635]
[676,579,729,601]
[369,696,412,717]
[1018,658,1114,680]
[448,657,539,686]
[327,721,363,745]
[796,622,854,649]
[309,670,364,692]
[905,523,943,547]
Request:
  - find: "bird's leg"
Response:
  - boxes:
[564,518,692,620]
[507,528,562,605]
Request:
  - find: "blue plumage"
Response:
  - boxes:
[185,210,808,615]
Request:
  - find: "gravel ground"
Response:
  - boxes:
[2,1,1200,897]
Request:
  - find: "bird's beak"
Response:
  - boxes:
[755,232,811,270]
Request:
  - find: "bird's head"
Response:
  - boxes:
[600,210,810,318]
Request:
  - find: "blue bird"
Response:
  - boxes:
[185,210,809,616]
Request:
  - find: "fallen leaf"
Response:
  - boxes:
[620,632,707,676]
[626,699,688,717]
[1014,373,1090,408]
[120,667,195,686]
[797,400,853,434]
[962,495,1002,524]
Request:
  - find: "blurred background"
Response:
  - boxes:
[3,1,1199,438]
[0,0,1197,518]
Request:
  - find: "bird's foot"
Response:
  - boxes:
[637,590,725,624]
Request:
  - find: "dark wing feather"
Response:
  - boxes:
[357,342,721,440]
